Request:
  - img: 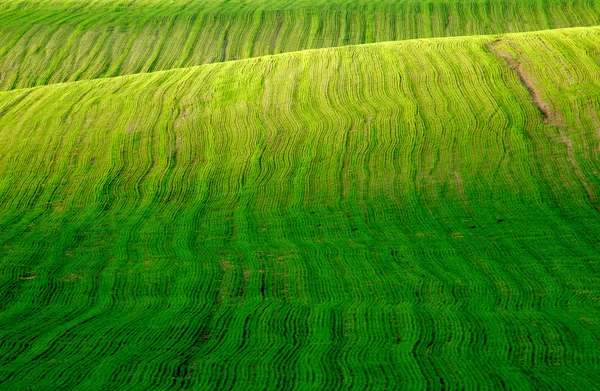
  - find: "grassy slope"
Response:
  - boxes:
[1,0,600,90]
[0,26,600,389]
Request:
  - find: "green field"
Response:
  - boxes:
[1,0,600,389]
[3,0,600,90]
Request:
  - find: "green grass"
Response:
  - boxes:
[1,24,600,388]
[2,0,600,90]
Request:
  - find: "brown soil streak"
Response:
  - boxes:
[487,40,562,126]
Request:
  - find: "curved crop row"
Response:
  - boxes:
[0,27,600,388]
[2,0,600,90]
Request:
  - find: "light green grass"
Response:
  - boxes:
[1,26,600,389]
[2,0,600,90]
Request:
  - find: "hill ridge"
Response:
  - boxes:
[0,25,599,95]
[2,0,600,90]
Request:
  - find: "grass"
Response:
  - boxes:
[0,23,600,388]
[2,0,600,89]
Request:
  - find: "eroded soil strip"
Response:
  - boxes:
[488,39,562,126]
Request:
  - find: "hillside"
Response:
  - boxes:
[2,0,600,90]
[1,26,600,388]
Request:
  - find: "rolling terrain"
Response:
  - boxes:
[3,0,600,90]
[1,22,600,388]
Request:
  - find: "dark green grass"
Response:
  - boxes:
[0,27,600,388]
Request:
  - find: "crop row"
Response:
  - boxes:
[1,27,600,388]
[2,0,600,90]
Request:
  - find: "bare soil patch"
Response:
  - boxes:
[488,40,563,126]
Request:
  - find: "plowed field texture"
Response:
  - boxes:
[1,0,600,389]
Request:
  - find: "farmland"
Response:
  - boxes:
[1,0,600,390]
[3,0,600,90]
